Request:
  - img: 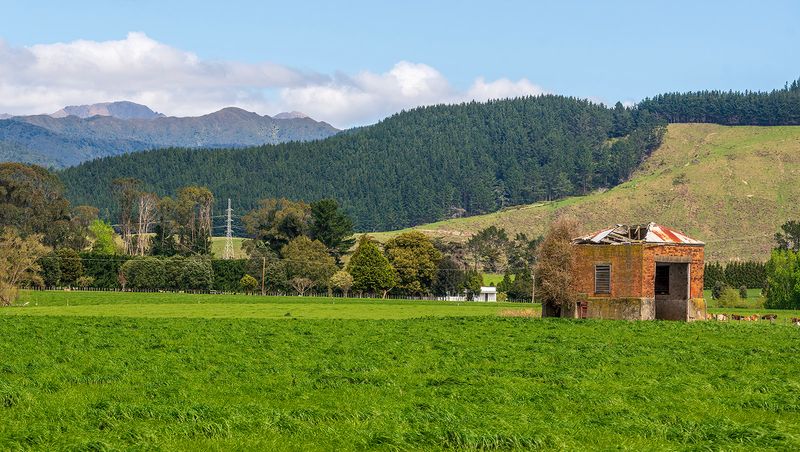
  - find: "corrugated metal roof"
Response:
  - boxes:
[573,223,704,245]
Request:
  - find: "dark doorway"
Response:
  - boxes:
[654,262,690,320]
[655,264,670,295]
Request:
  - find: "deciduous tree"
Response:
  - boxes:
[329,270,354,297]
[89,219,117,255]
[384,231,441,295]
[290,277,314,296]
[243,198,311,253]
[0,229,50,306]
[0,163,80,249]
[537,218,578,315]
[281,236,337,290]
[240,274,259,293]
[112,177,143,255]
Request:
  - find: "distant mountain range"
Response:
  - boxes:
[50,101,166,120]
[0,101,339,168]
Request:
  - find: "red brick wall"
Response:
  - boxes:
[642,244,705,299]
[571,243,705,299]
[572,244,645,298]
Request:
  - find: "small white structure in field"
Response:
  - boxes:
[478,286,497,302]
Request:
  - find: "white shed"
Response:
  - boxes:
[478,286,497,302]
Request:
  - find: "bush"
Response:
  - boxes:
[80,252,130,288]
[120,258,166,289]
[240,274,258,293]
[57,248,83,286]
[712,280,726,300]
[164,256,187,290]
[181,257,214,291]
[716,287,742,308]
[76,276,95,287]
[212,259,247,291]
[161,256,214,290]
[739,285,748,299]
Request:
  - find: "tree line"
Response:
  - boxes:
[638,77,800,125]
[3,163,544,300]
[704,261,767,290]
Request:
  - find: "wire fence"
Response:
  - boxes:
[25,286,535,303]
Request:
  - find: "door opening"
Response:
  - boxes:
[654,262,690,320]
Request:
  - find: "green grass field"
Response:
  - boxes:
[210,237,247,259]
[483,273,507,286]
[372,124,800,262]
[2,291,800,450]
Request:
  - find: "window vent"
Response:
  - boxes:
[595,264,611,294]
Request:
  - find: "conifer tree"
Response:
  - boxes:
[346,236,396,298]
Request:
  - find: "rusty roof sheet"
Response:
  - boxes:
[573,223,704,245]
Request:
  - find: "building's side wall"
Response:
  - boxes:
[572,244,645,298]
[642,244,705,299]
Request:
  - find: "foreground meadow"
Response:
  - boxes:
[1,292,799,450]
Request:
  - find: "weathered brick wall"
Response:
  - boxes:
[572,244,645,297]
[572,243,704,302]
[642,245,705,299]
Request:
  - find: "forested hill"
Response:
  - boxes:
[59,95,664,231]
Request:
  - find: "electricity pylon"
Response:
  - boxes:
[223,198,235,259]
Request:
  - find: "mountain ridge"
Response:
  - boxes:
[0,103,339,168]
[51,101,165,120]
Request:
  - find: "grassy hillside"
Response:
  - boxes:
[210,236,247,259]
[374,124,800,261]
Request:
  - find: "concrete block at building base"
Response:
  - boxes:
[543,296,707,322]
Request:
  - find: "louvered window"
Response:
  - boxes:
[595,264,611,294]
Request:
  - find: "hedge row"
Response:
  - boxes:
[704,261,767,289]
[45,252,250,291]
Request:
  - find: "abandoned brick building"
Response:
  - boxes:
[542,223,706,321]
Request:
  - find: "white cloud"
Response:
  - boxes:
[467,77,545,101]
[280,63,546,126]
[0,33,547,128]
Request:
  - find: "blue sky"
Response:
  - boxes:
[1,0,798,126]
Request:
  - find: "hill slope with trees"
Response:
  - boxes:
[59,95,665,231]
[371,123,800,262]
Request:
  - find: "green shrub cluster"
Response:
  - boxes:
[765,249,800,309]
[39,253,248,292]
[212,259,247,292]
